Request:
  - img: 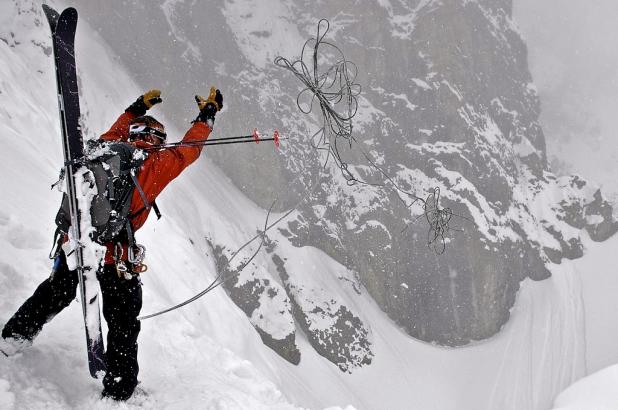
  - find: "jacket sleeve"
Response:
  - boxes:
[157,122,212,181]
[100,111,137,142]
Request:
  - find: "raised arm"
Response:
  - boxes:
[100,90,162,142]
[155,87,223,178]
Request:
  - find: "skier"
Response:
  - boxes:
[0,87,223,401]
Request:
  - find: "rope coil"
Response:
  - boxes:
[275,19,361,182]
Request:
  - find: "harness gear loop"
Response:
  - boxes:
[121,220,147,277]
[115,262,129,279]
[128,244,146,265]
[114,242,124,261]
[112,242,131,279]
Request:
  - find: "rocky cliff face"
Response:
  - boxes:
[76,0,616,367]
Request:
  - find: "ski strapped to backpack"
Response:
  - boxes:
[53,142,160,268]
[42,3,106,378]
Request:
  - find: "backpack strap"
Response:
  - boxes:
[152,201,161,220]
[130,171,162,220]
[125,219,136,248]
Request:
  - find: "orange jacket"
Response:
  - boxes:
[100,111,211,262]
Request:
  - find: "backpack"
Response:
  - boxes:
[55,141,157,245]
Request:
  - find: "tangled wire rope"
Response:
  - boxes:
[423,188,455,254]
[274,19,361,182]
[275,19,467,254]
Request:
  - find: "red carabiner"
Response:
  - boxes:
[253,128,260,144]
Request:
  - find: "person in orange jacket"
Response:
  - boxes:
[1,88,223,401]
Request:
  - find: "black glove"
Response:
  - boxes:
[194,87,223,125]
[126,89,162,116]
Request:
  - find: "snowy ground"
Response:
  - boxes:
[547,235,618,410]
[552,365,618,410]
[1,1,618,409]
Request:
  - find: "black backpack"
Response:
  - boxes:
[55,142,157,245]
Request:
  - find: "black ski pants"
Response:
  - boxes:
[1,251,142,400]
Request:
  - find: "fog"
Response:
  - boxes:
[514,0,618,202]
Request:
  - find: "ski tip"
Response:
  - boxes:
[41,4,56,14]
[62,7,79,20]
[42,4,77,19]
[41,4,60,30]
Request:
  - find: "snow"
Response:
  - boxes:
[160,0,202,64]
[513,136,538,158]
[551,365,618,410]
[375,0,436,39]
[2,1,618,409]
[411,78,433,91]
[221,0,303,70]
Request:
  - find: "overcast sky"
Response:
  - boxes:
[513,0,618,200]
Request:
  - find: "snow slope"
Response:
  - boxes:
[552,365,618,410]
[1,1,618,409]
[547,234,618,410]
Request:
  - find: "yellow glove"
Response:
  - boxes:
[142,89,162,109]
[126,89,162,116]
[194,87,223,124]
[195,87,223,111]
